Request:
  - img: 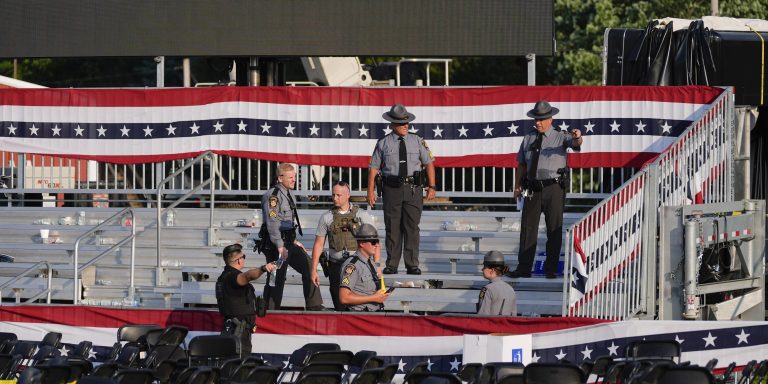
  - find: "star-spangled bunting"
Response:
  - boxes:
[0,86,722,167]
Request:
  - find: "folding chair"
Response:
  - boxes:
[657,366,714,384]
[406,372,462,384]
[142,325,189,370]
[76,376,118,384]
[112,368,156,384]
[625,340,681,362]
[39,332,62,349]
[350,368,383,384]
[496,374,523,384]
[187,334,239,367]
[17,367,43,384]
[296,371,344,384]
[523,363,585,384]
[295,363,346,382]
[379,364,399,384]
[457,363,482,384]
[68,341,93,360]
[242,365,282,384]
[281,343,341,382]
[403,362,430,383]
[308,350,354,367]
[183,366,220,384]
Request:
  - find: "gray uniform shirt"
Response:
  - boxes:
[339,252,380,312]
[477,277,517,316]
[262,184,296,249]
[369,133,434,176]
[516,128,581,180]
[315,205,375,260]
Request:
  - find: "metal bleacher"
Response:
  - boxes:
[0,206,581,316]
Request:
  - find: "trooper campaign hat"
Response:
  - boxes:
[354,223,379,241]
[382,104,416,123]
[483,250,506,267]
[526,100,560,119]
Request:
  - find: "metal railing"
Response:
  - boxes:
[0,261,52,305]
[563,88,735,320]
[155,151,222,284]
[73,208,136,305]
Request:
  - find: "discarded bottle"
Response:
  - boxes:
[251,209,261,228]
[76,211,86,226]
[165,209,176,227]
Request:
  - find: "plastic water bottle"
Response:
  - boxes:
[268,257,285,287]
[165,209,176,227]
[251,209,261,228]
[76,211,86,226]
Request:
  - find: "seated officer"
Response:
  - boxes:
[339,224,391,311]
[216,243,275,358]
[477,250,517,316]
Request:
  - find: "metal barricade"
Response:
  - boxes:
[563,88,735,320]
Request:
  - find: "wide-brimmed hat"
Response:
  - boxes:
[354,224,379,241]
[382,104,416,123]
[526,100,559,119]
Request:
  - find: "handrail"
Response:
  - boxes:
[155,151,222,285]
[0,261,52,305]
[73,207,136,305]
[396,58,452,86]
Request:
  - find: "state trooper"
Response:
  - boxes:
[215,243,276,358]
[310,180,379,311]
[259,163,325,310]
[339,224,391,312]
[477,250,517,316]
[367,104,437,275]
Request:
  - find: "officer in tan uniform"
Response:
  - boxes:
[310,180,379,311]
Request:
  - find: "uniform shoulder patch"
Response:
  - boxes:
[341,263,356,285]
[421,138,434,160]
[269,196,278,208]
[478,286,487,302]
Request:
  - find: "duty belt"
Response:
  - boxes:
[528,178,559,191]
[384,175,418,186]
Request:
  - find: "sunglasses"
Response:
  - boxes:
[366,240,380,245]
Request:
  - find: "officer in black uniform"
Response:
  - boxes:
[259,163,325,310]
[367,104,437,275]
[339,224,391,311]
[216,243,275,358]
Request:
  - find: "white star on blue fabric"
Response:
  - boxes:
[260,122,271,133]
[59,345,69,356]
[190,123,200,135]
[581,345,593,360]
[558,121,570,131]
[397,358,407,372]
[6,123,16,135]
[674,335,685,345]
[143,126,154,137]
[483,124,494,136]
[408,125,418,134]
[607,342,619,356]
[583,121,595,133]
[432,125,443,137]
[531,352,541,363]
[426,358,434,372]
[555,349,567,360]
[333,124,345,136]
[285,123,296,136]
[610,120,621,133]
[87,348,97,360]
[449,357,461,372]
[309,124,320,136]
[358,124,369,137]
[97,126,107,137]
[507,123,519,134]
[457,126,468,137]
[736,329,750,345]
[703,332,717,347]
[120,126,131,137]
[166,124,176,136]
[635,120,646,133]
[383,126,393,136]
[212,121,223,132]
[661,121,672,134]
[237,120,247,132]
[29,124,39,136]
[74,125,84,137]
[51,125,61,136]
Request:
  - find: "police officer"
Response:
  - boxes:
[216,243,276,358]
[509,101,583,279]
[339,224,391,311]
[310,180,379,311]
[367,104,436,275]
[260,163,325,310]
[477,250,517,316]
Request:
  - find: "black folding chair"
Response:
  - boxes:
[242,365,282,384]
[496,374,523,384]
[406,372,462,384]
[113,368,156,384]
[281,343,341,382]
[141,325,189,370]
[187,334,239,367]
[403,362,430,383]
[379,364,398,384]
[68,341,93,360]
[17,367,43,384]
[296,371,343,384]
[657,365,714,384]
[625,340,681,362]
[350,368,383,384]
[523,363,585,384]
[457,363,482,384]
[39,332,62,349]
[77,376,118,384]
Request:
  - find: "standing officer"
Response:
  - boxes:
[477,250,517,316]
[339,224,391,311]
[310,180,379,311]
[367,104,436,275]
[260,163,325,310]
[508,101,583,279]
[216,243,276,358]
